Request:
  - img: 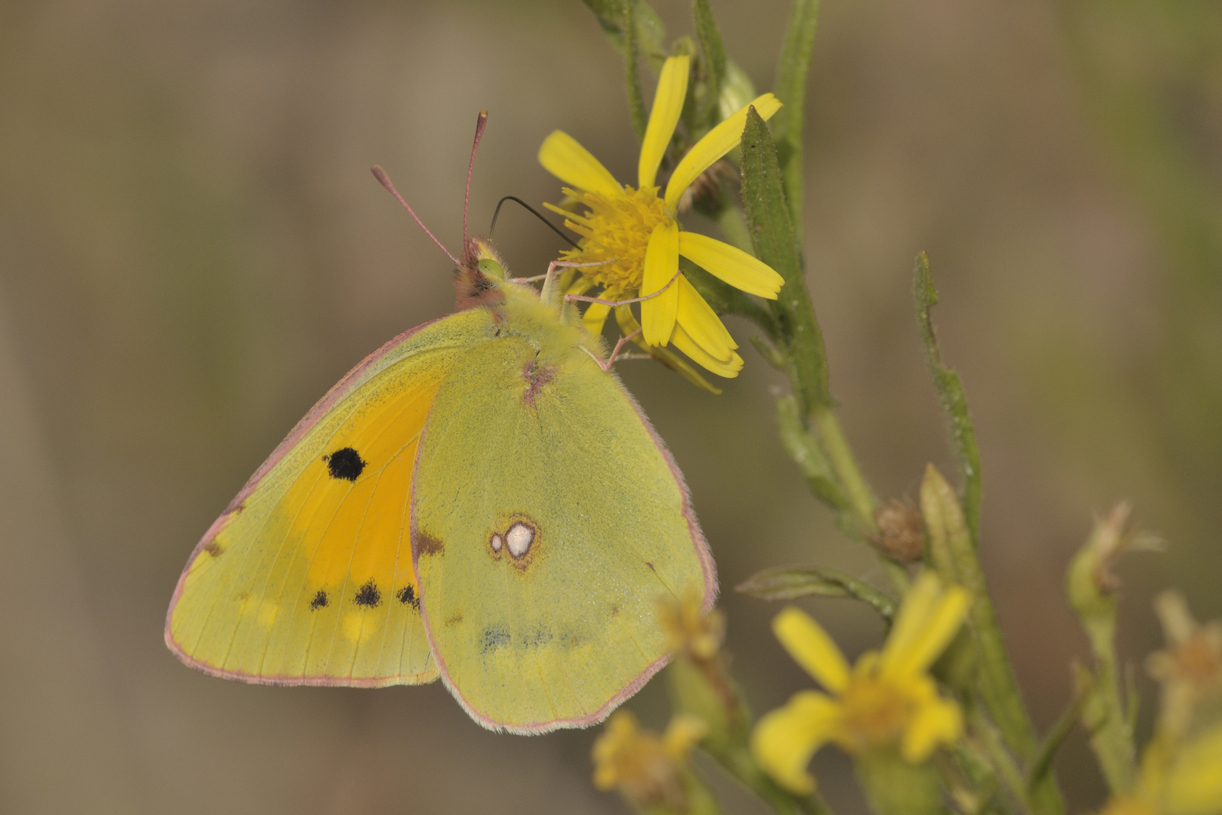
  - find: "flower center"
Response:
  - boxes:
[837,674,914,753]
[562,186,670,298]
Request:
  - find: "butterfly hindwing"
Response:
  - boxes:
[166,308,496,686]
[411,328,717,732]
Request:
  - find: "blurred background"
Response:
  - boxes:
[2,0,1220,812]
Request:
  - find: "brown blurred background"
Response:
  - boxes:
[1,0,1219,813]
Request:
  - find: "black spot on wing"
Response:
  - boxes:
[354,579,381,607]
[523,626,553,649]
[309,590,328,610]
[482,625,510,653]
[203,541,224,558]
[324,447,365,481]
[396,585,419,608]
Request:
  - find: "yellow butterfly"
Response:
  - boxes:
[165,113,717,733]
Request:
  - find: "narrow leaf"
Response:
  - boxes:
[737,566,896,621]
[914,253,982,545]
[693,0,727,129]
[773,0,820,227]
[1027,680,1091,793]
[740,107,831,410]
[581,0,666,59]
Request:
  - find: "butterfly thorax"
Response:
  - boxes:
[454,236,603,363]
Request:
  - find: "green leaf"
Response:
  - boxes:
[772,0,820,227]
[692,0,726,129]
[918,463,971,588]
[914,253,982,546]
[736,565,896,620]
[581,0,666,59]
[1027,681,1091,795]
[775,394,846,511]
[740,107,831,411]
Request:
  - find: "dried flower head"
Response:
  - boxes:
[592,710,708,811]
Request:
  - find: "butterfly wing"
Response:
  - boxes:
[166,308,496,686]
[411,332,717,731]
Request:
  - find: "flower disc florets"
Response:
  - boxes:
[561,186,669,298]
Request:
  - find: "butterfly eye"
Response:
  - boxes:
[477,257,506,280]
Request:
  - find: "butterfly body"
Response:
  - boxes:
[167,237,717,732]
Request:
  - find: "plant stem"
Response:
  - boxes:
[810,405,909,594]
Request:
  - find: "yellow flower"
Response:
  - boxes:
[538,54,785,378]
[1099,725,1222,815]
[751,573,970,795]
[1147,591,1222,742]
[592,710,708,811]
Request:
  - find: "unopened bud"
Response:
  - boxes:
[873,498,925,563]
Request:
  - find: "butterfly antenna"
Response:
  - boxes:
[463,110,489,246]
[490,196,579,248]
[371,165,459,266]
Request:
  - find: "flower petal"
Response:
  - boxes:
[615,305,723,394]
[639,55,690,189]
[886,579,971,679]
[583,301,611,336]
[901,695,963,763]
[662,713,708,761]
[1165,723,1222,815]
[640,220,680,346]
[675,275,738,361]
[664,93,782,211]
[773,606,851,693]
[538,131,623,199]
[751,691,840,796]
[879,572,943,673]
[671,322,743,378]
[678,232,785,298]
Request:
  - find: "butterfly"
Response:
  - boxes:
[165,113,717,733]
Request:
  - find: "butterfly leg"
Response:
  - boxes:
[562,267,682,308]
[581,327,643,372]
[537,258,607,301]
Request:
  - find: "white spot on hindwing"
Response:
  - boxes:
[506,523,534,558]
[487,517,540,566]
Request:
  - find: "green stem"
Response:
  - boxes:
[809,405,909,595]
[710,746,830,815]
[968,705,1031,815]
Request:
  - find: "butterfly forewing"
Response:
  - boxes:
[166,309,496,686]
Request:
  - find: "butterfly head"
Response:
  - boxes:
[454,236,510,311]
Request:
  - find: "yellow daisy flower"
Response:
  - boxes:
[538,54,785,378]
[751,573,971,795]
